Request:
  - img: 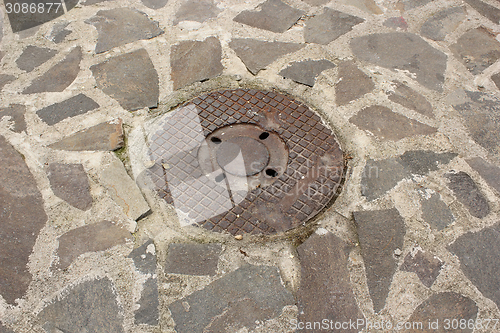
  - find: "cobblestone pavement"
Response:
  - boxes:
[1,0,500,332]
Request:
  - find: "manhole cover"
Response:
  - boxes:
[145,89,344,235]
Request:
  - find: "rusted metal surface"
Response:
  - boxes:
[147,89,344,235]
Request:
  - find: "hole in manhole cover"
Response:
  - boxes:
[141,89,345,235]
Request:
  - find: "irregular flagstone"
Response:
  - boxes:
[0,136,47,305]
[85,8,163,54]
[229,39,304,75]
[399,150,457,175]
[388,81,434,118]
[408,292,478,332]
[47,21,71,44]
[446,171,490,218]
[421,193,455,230]
[100,159,151,221]
[464,0,500,25]
[383,16,408,30]
[91,49,159,111]
[128,239,156,274]
[47,163,93,211]
[135,277,159,326]
[6,2,65,33]
[297,231,364,331]
[420,7,466,41]
[170,37,224,89]
[279,59,335,86]
[449,222,500,308]
[351,33,447,91]
[450,27,500,75]
[353,208,406,313]
[400,249,444,287]
[36,94,100,125]
[361,157,409,201]
[0,74,15,91]
[48,119,124,151]
[304,8,364,45]
[174,0,221,24]
[0,104,26,133]
[400,0,432,10]
[335,60,374,106]
[338,0,383,14]
[142,0,168,9]
[169,264,294,333]
[165,243,221,276]
[15,45,57,72]
[466,157,500,194]
[22,47,81,94]
[233,0,304,33]
[350,105,437,141]
[55,220,132,270]
[37,278,125,332]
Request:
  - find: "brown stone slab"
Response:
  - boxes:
[174,0,221,24]
[466,157,500,194]
[165,243,221,276]
[305,8,364,45]
[0,74,15,91]
[464,0,500,24]
[36,93,100,125]
[0,104,26,133]
[446,171,490,218]
[420,7,466,41]
[279,59,335,86]
[388,81,434,118]
[335,61,374,106]
[401,250,444,287]
[47,163,92,211]
[15,45,57,72]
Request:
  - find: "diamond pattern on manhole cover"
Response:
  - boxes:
[146,89,344,235]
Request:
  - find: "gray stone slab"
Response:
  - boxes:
[304,8,364,45]
[335,60,374,106]
[86,8,163,54]
[450,27,500,75]
[0,135,47,305]
[171,37,224,89]
[0,104,26,133]
[351,32,447,91]
[128,239,156,274]
[388,81,433,117]
[408,292,478,332]
[36,94,100,125]
[361,157,409,201]
[338,0,382,14]
[400,0,432,10]
[400,249,444,287]
[421,193,455,231]
[135,277,159,326]
[350,105,437,141]
[174,0,221,24]
[234,0,304,33]
[47,163,92,211]
[492,72,500,90]
[37,278,125,333]
[0,74,15,91]
[229,39,304,75]
[466,157,500,194]
[464,0,500,24]
[15,45,57,72]
[22,47,81,94]
[48,119,124,151]
[279,59,335,86]
[353,208,406,313]
[55,220,131,270]
[446,171,490,218]
[47,22,71,44]
[399,150,457,175]
[142,0,168,9]
[165,243,221,276]
[420,7,466,41]
[5,1,65,33]
[449,222,500,309]
[169,264,294,333]
[383,16,408,30]
[297,231,364,331]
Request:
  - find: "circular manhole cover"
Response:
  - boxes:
[145,89,344,235]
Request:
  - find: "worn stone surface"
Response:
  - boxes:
[383,16,408,30]
[279,59,335,86]
[354,208,406,313]
[304,8,364,45]
[400,0,432,10]
[5,2,66,33]
[464,0,500,24]
[361,157,409,201]
[47,163,92,211]
[233,0,304,33]
[135,277,159,326]
[0,104,26,133]
[100,159,151,221]
[0,323,14,333]
[408,292,478,332]
[128,239,156,274]
[36,94,100,125]
[492,72,500,90]
[0,74,15,91]
[338,0,382,14]
[169,264,294,333]
[55,221,131,270]
[165,243,221,276]
[388,81,434,118]
[450,27,500,75]
[449,222,500,308]
[16,45,57,72]
[37,278,125,332]
[351,32,447,91]
[48,119,124,151]
[142,0,168,9]
[22,47,81,94]
[421,193,455,230]
[399,150,457,175]
[86,8,163,54]
[91,49,159,111]
[47,21,71,44]
[174,0,220,24]
[302,0,328,5]
[229,39,304,75]
[466,157,500,194]
[297,231,364,331]
[170,37,224,89]
[446,171,490,218]
[400,250,444,287]
[350,105,437,141]
[420,7,466,41]
[335,60,374,106]
[0,136,47,305]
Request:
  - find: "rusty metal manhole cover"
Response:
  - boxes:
[145,89,344,235]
